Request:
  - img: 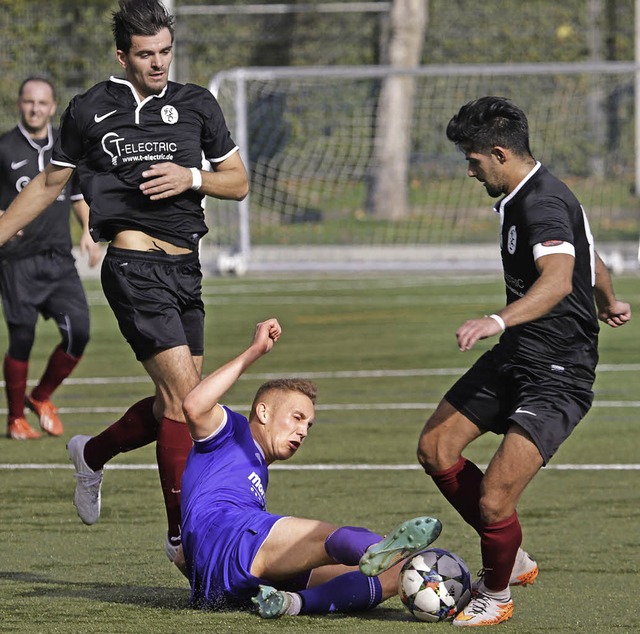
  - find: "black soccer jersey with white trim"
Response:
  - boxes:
[51,77,238,248]
[494,163,599,376]
[0,123,81,260]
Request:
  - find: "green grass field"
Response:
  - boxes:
[2,272,639,634]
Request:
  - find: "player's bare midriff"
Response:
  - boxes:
[111,229,193,254]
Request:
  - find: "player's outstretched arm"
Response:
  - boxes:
[0,164,72,246]
[183,319,282,440]
[593,252,631,328]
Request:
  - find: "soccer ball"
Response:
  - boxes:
[398,548,472,622]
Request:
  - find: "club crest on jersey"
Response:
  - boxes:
[15,175,31,192]
[507,225,517,254]
[161,105,179,125]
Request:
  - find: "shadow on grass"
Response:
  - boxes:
[0,570,189,610]
[1,570,421,624]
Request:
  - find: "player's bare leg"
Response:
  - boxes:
[143,346,202,568]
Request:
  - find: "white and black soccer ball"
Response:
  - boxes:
[398,548,472,622]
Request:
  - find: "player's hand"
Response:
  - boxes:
[79,229,102,268]
[456,316,504,352]
[598,299,631,328]
[252,318,282,355]
[140,162,193,200]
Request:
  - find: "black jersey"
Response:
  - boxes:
[495,163,599,376]
[0,123,82,260]
[51,77,239,249]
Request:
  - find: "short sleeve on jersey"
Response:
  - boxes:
[532,241,576,261]
[200,91,238,163]
[524,196,574,247]
[193,405,229,448]
[51,98,83,168]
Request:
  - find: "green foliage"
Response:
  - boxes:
[1,0,636,131]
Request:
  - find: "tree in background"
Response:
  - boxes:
[365,0,428,220]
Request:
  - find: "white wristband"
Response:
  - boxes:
[190,167,202,191]
[488,313,506,331]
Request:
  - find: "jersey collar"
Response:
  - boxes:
[109,75,169,124]
[493,161,542,225]
[17,122,54,171]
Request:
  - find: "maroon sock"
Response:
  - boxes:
[481,512,522,591]
[4,355,28,420]
[156,417,193,540]
[30,346,80,402]
[84,397,158,471]
[429,456,484,531]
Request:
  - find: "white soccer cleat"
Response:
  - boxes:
[453,589,514,627]
[471,547,538,594]
[67,434,103,525]
[164,534,188,578]
[509,548,538,587]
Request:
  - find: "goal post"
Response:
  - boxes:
[203,62,639,274]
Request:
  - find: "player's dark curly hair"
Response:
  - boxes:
[251,378,318,413]
[111,0,175,53]
[446,96,533,157]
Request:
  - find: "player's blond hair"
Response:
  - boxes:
[250,378,317,415]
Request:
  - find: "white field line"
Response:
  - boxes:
[3,363,639,387]
[0,364,637,414]
[1,463,639,471]
[1,400,639,416]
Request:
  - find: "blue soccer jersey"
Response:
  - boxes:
[181,405,285,609]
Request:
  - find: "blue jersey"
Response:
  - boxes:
[181,405,284,609]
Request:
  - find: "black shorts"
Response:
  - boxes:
[444,347,594,465]
[101,246,205,362]
[0,250,89,328]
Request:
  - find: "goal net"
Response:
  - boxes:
[203,62,639,273]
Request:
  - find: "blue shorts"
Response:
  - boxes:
[187,507,311,610]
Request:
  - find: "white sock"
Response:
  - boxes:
[478,581,511,603]
[283,592,302,616]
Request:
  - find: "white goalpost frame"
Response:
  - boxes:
[207,61,639,274]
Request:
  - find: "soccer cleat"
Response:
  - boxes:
[509,548,538,587]
[453,591,514,627]
[359,516,442,577]
[165,534,188,578]
[164,534,182,562]
[6,416,42,440]
[26,395,64,436]
[67,434,103,525]
[471,548,539,594]
[252,585,293,619]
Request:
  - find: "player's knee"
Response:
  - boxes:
[7,323,36,361]
[478,492,511,525]
[62,316,91,357]
[417,426,450,473]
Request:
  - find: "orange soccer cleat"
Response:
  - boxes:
[25,395,64,436]
[7,416,42,440]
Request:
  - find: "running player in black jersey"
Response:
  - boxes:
[0,0,248,566]
[417,96,631,627]
[0,77,101,440]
